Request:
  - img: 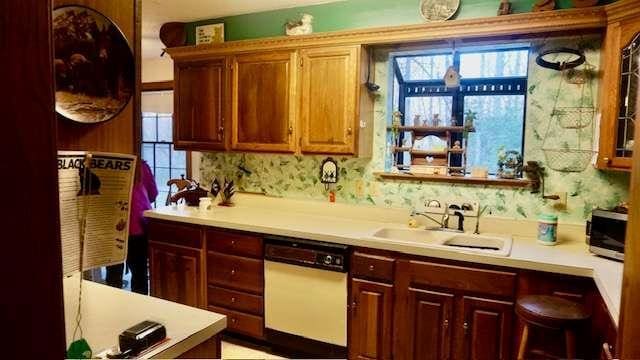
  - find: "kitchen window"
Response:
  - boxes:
[141,90,188,207]
[391,46,529,175]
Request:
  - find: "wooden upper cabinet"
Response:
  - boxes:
[597,15,640,170]
[349,278,394,360]
[455,296,513,360]
[299,46,361,154]
[231,50,297,152]
[174,58,228,151]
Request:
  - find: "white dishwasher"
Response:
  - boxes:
[264,236,349,357]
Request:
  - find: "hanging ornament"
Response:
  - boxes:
[444,42,460,88]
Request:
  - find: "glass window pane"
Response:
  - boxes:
[154,168,171,194]
[142,143,154,168]
[396,54,453,81]
[171,146,186,169]
[155,191,169,208]
[405,96,453,126]
[171,168,187,179]
[155,143,170,168]
[460,50,529,78]
[465,95,525,174]
[142,116,157,142]
[157,115,173,142]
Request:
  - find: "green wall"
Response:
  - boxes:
[186,0,614,43]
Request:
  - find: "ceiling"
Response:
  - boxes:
[142,0,343,58]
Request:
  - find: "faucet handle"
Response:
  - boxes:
[426,199,441,208]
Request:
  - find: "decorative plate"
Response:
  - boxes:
[419,0,460,22]
[53,5,134,123]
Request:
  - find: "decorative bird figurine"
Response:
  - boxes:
[285,14,314,36]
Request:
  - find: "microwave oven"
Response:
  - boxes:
[587,209,627,261]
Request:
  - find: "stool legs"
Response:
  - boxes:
[517,324,530,360]
[565,329,577,359]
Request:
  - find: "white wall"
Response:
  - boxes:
[142,57,174,82]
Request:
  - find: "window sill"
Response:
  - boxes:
[373,171,533,188]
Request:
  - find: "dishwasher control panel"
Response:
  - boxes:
[264,236,349,272]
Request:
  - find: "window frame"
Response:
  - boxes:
[141,86,191,207]
[392,47,530,172]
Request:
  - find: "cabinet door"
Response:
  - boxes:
[598,17,640,170]
[456,296,513,360]
[349,278,394,360]
[149,241,203,308]
[174,58,228,150]
[299,46,360,154]
[404,288,454,360]
[231,50,297,152]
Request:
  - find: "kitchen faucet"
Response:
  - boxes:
[411,203,463,233]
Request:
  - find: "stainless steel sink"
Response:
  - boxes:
[365,228,513,256]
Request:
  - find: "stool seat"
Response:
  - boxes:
[516,295,590,329]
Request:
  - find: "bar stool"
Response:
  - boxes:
[516,295,591,360]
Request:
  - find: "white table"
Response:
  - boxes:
[63,274,226,358]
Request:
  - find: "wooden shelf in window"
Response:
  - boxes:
[388,126,475,135]
[392,147,466,155]
[374,171,533,188]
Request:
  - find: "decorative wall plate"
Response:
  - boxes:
[53,5,134,123]
[419,0,460,22]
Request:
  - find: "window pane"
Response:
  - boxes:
[405,96,453,127]
[465,95,525,174]
[142,143,154,168]
[396,54,453,81]
[142,116,157,142]
[154,168,171,194]
[171,146,186,169]
[460,50,529,78]
[157,115,173,142]
[155,143,170,168]
[171,168,187,179]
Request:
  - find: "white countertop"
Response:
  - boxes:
[144,194,623,326]
[63,274,226,358]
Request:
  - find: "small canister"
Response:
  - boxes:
[537,213,558,245]
[199,197,212,212]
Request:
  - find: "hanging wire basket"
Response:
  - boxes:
[542,149,593,172]
[551,107,595,129]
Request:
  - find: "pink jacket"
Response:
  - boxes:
[129,161,158,236]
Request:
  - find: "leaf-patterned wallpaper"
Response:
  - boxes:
[200,36,629,222]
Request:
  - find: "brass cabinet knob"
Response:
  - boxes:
[368,265,375,271]
[347,127,353,135]
[288,126,294,134]
[231,317,237,324]
[231,297,236,303]
[230,240,236,246]
[443,319,449,328]
[230,269,236,276]
[603,157,611,164]
[463,321,469,333]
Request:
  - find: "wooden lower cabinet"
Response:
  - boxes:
[149,241,204,308]
[456,296,513,360]
[405,288,454,360]
[349,278,394,360]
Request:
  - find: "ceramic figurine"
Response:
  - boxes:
[285,14,313,36]
[432,114,441,127]
[413,114,422,126]
[452,140,462,150]
[498,0,512,15]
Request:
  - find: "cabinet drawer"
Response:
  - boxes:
[148,220,202,249]
[351,252,395,283]
[406,260,516,298]
[206,229,263,258]
[208,305,264,339]
[208,252,264,294]
[208,285,263,315]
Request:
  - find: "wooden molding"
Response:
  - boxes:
[142,80,174,91]
[605,0,640,23]
[167,7,608,59]
[373,172,533,188]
